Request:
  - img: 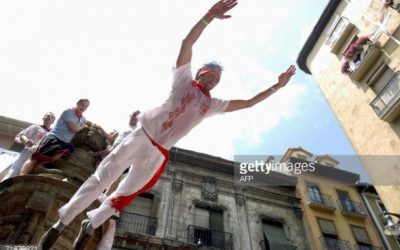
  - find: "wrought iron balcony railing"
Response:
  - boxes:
[259,240,297,250]
[337,198,367,218]
[370,71,400,120]
[187,225,233,250]
[306,190,336,212]
[354,243,385,250]
[319,236,351,250]
[116,212,157,235]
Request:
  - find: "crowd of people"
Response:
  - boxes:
[1,0,297,249]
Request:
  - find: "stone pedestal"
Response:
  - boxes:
[0,126,108,249]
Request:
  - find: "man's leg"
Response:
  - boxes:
[1,151,30,181]
[20,159,37,175]
[73,129,167,249]
[38,129,141,249]
[96,218,117,250]
[87,130,166,229]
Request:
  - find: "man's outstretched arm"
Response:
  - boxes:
[176,0,238,68]
[225,65,296,112]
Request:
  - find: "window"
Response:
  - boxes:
[370,71,400,121]
[118,193,157,235]
[124,193,153,216]
[337,190,356,212]
[262,220,292,250]
[325,16,354,54]
[194,207,225,248]
[307,183,323,204]
[296,154,307,160]
[350,226,372,250]
[318,219,347,249]
[318,219,337,236]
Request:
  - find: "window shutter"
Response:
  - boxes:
[351,226,371,244]
[262,221,292,250]
[195,207,210,229]
[125,195,153,216]
[318,219,337,235]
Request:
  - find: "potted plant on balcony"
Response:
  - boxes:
[343,36,372,61]
[341,36,376,77]
[341,60,351,75]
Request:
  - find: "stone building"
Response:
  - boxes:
[297,0,400,214]
[113,147,309,250]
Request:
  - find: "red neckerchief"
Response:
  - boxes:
[73,107,83,118]
[192,80,211,98]
[40,125,51,132]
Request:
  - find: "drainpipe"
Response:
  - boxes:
[162,147,178,238]
[243,188,254,250]
[360,186,392,250]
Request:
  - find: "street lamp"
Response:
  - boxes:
[383,211,400,236]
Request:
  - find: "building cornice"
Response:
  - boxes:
[296,0,341,74]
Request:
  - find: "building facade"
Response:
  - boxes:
[282,147,384,250]
[113,147,310,250]
[297,0,400,213]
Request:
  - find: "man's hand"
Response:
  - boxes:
[209,0,238,19]
[276,65,296,88]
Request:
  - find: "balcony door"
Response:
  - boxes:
[337,190,355,212]
[307,183,323,204]
[194,207,225,248]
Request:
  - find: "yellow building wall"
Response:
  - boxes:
[305,0,400,213]
[298,176,383,249]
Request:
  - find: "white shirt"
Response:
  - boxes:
[139,63,229,149]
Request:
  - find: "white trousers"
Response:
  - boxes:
[96,219,116,250]
[58,128,165,228]
[1,149,32,181]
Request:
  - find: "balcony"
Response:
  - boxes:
[117,212,157,235]
[354,243,385,250]
[337,199,367,220]
[259,240,297,250]
[319,236,351,250]
[187,225,233,250]
[305,191,336,213]
[370,72,400,122]
[349,44,381,82]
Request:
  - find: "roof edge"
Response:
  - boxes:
[296,0,341,74]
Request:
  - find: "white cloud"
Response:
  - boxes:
[1,0,310,160]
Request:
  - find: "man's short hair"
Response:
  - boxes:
[77,98,90,104]
[195,61,224,80]
[43,112,55,119]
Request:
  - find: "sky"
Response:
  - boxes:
[0,0,370,181]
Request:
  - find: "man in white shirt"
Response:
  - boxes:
[39,1,296,249]
[1,112,55,182]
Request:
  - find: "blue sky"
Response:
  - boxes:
[0,0,370,181]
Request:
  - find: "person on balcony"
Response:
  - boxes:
[38,0,296,249]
